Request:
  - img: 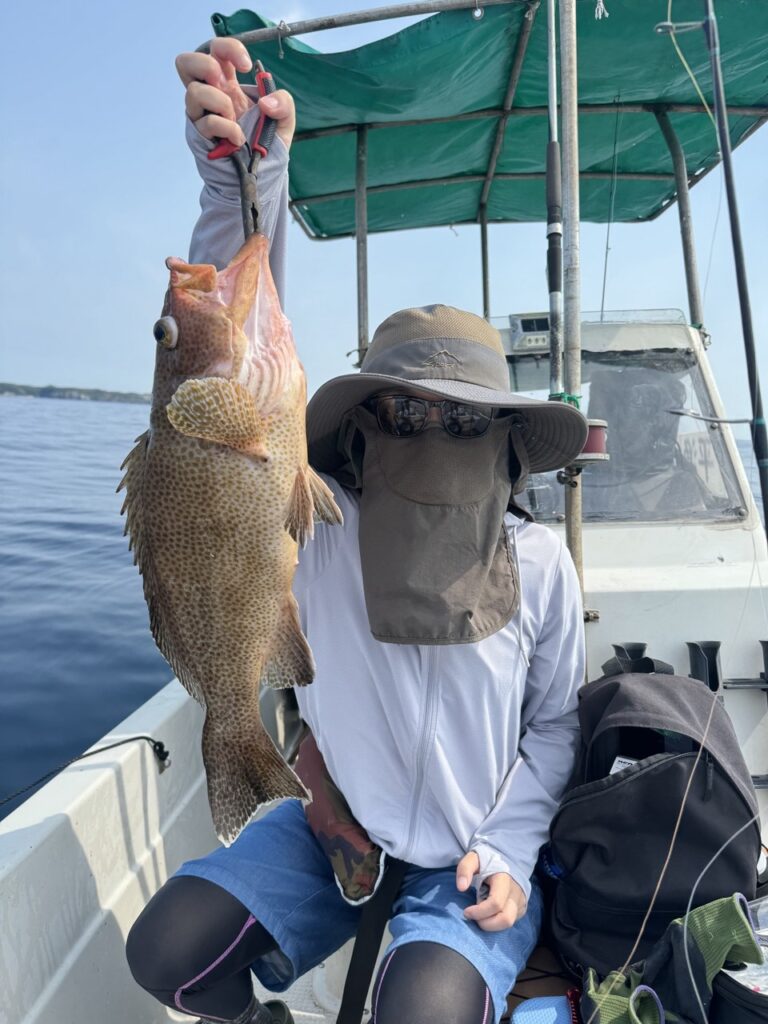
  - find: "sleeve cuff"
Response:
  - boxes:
[185,86,289,200]
[471,842,532,904]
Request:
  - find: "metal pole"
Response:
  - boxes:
[655,110,704,327]
[356,125,370,364]
[293,104,768,144]
[478,1,540,210]
[480,206,490,319]
[701,0,768,534]
[546,0,563,398]
[559,0,584,586]
[293,170,673,206]
[199,0,526,50]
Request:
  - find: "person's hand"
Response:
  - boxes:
[175,37,296,151]
[456,851,527,932]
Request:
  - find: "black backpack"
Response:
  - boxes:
[542,671,761,978]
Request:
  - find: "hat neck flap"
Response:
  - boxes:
[338,407,520,645]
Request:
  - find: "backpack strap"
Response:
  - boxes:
[337,857,409,1024]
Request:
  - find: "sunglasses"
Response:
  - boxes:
[366,395,497,438]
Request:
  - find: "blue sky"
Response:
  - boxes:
[1,0,765,432]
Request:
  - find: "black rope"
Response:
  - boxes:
[0,735,171,809]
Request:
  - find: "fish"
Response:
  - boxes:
[118,232,342,843]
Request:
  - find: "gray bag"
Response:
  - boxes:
[543,671,761,979]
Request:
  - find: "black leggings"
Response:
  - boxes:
[126,875,494,1024]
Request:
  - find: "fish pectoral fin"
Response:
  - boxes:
[285,466,316,545]
[166,377,268,459]
[307,467,344,526]
[261,594,315,689]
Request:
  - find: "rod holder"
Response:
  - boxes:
[613,642,647,665]
[721,641,768,706]
[687,641,722,691]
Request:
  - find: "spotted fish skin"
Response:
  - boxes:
[119,233,342,843]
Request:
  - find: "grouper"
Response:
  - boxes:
[119,233,342,843]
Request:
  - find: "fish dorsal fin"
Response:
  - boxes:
[118,431,204,705]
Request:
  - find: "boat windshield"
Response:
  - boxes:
[508,349,747,523]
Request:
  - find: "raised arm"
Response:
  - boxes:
[175,39,295,299]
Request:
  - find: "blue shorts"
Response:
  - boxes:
[175,799,542,1022]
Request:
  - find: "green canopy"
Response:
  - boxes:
[211,1,768,238]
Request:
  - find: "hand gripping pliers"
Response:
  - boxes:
[207,60,278,240]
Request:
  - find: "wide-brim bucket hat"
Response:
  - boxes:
[307,304,588,475]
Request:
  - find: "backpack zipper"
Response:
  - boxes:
[550,752,757,831]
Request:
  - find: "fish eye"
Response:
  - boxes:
[153,316,178,349]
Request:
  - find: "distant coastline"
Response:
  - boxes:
[0,382,150,405]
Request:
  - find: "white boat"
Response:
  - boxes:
[2,2,767,1022]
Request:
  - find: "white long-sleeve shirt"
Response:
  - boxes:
[186,105,585,900]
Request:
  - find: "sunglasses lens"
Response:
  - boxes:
[375,396,429,436]
[442,402,494,437]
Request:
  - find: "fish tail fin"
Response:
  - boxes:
[262,594,315,689]
[203,713,308,844]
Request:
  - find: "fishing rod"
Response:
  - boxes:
[546,0,563,402]
[701,0,768,537]
[658,3,768,536]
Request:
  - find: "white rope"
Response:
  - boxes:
[600,100,622,320]
[667,0,717,134]
[702,166,724,306]
[595,0,609,19]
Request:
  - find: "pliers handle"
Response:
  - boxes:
[206,60,278,239]
[208,60,278,162]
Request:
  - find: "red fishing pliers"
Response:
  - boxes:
[208,60,278,240]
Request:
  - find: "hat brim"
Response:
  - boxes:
[306,372,589,475]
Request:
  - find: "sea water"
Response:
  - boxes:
[0,396,170,818]
[0,395,764,821]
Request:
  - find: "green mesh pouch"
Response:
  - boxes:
[580,894,762,1024]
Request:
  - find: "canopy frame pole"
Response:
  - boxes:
[356,125,370,365]
[477,1,540,213]
[293,170,674,206]
[701,0,768,536]
[655,110,704,328]
[198,0,527,51]
[476,0,539,319]
[293,104,767,143]
[546,0,563,398]
[559,0,584,588]
[481,206,490,319]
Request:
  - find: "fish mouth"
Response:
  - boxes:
[167,235,268,383]
[216,236,270,391]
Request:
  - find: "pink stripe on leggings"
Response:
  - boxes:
[372,949,397,1022]
[481,986,490,1024]
[174,913,257,1021]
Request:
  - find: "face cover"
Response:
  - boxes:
[337,406,521,645]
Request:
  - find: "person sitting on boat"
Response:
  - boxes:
[125,37,588,1024]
